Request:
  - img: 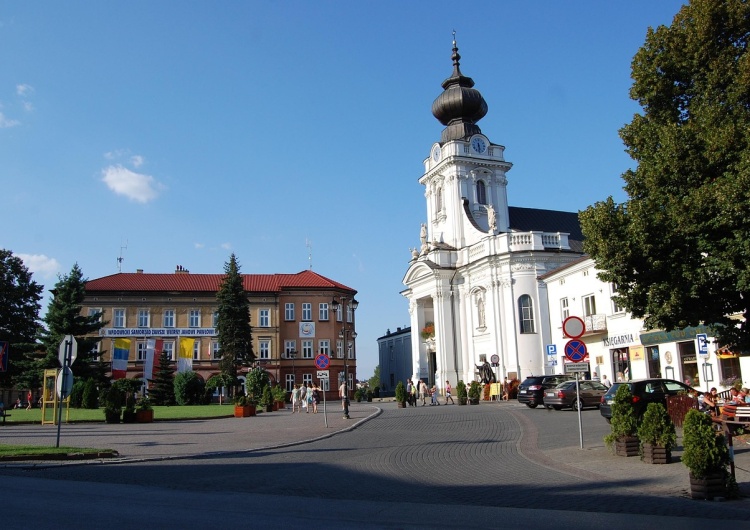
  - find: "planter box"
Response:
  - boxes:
[104,409,121,424]
[275,401,285,410]
[122,410,137,424]
[615,435,640,457]
[642,443,671,464]
[397,401,406,408]
[234,405,256,418]
[689,471,726,500]
[136,409,154,423]
[458,397,468,406]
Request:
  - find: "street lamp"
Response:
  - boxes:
[330,296,358,419]
[288,349,297,390]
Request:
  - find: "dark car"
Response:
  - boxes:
[599,378,696,421]
[517,374,574,408]
[544,380,609,411]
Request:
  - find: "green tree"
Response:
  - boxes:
[368,365,380,390]
[0,249,43,390]
[580,0,750,351]
[149,351,176,406]
[174,370,205,405]
[215,254,253,395]
[33,264,106,385]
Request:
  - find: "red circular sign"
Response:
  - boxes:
[562,316,585,339]
[314,354,330,370]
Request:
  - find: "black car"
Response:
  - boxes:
[599,378,696,421]
[517,374,574,408]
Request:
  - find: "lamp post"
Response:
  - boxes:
[330,296,358,419]
[289,349,297,390]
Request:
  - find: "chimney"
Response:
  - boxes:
[175,265,190,274]
[136,269,143,274]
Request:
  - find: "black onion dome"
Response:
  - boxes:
[431,37,488,143]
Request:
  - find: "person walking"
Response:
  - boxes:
[445,380,454,404]
[26,390,32,410]
[306,383,314,412]
[601,375,612,388]
[419,380,428,406]
[299,383,308,413]
[406,380,414,406]
[502,378,510,401]
[430,385,440,406]
[291,384,300,413]
[409,380,417,407]
[311,384,320,414]
[339,380,348,412]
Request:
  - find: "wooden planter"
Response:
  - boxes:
[642,443,671,464]
[689,471,726,500]
[104,409,121,424]
[458,397,468,406]
[275,400,285,410]
[469,397,480,405]
[122,410,137,424]
[234,405,256,418]
[136,409,154,423]
[397,401,406,408]
[614,435,640,457]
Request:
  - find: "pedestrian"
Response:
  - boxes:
[299,383,308,412]
[311,384,320,414]
[410,380,417,406]
[291,384,300,413]
[445,380,454,404]
[419,380,428,406]
[430,385,440,406]
[26,390,32,410]
[306,382,313,412]
[406,380,414,406]
[339,380,347,411]
[502,378,510,401]
[601,375,612,388]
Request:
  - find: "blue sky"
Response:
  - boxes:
[1,1,687,379]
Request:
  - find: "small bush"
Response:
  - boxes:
[81,378,99,409]
[638,402,676,451]
[604,384,639,447]
[174,371,205,406]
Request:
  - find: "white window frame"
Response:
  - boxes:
[88,307,102,322]
[137,309,150,328]
[212,310,219,327]
[560,297,569,322]
[189,309,201,328]
[583,294,597,317]
[336,339,344,358]
[259,309,270,327]
[318,339,330,356]
[212,341,221,360]
[163,309,175,328]
[285,303,295,321]
[347,341,355,360]
[259,339,271,360]
[302,373,312,387]
[285,374,295,392]
[113,308,126,328]
[302,303,312,321]
[302,340,313,359]
[284,340,296,357]
[92,341,101,361]
[193,340,200,360]
[319,303,329,321]
[163,341,174,361]
[137,341,148,361]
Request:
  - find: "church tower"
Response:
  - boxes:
[403,38,585,392]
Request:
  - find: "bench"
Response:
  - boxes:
[0,410,10,425]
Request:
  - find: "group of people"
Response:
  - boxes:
[289,382,323,414]
[405,379,456,406]
[699,386,750,416]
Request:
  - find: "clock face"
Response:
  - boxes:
[471,137,487,154]
[432,144,441,162]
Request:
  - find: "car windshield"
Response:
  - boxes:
[556,382,575,389]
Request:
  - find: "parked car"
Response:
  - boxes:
[517,375,574,408]
[544,380,609,411]
[599,378,696,422]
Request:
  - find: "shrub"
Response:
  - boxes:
[682,408,729,479]
[174,371,205,406]
[637,402,676,451]
[245,368,270,403]
[81,378,99,409]
[604,384,639,447]
[468,381,481,401]
[395,381,406,403]
[456,380,467,399]
[69,380,85,408]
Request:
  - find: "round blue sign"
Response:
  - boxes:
[564,340,587,363]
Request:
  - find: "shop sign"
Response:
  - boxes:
[639,325,713,346]
[630,345,645,362]
[602,334,635,347]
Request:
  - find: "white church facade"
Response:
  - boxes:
[402,40,586,390]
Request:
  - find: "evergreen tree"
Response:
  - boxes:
[215,253,253,395]
[0,249,44,390]
[34,264,105,385]
[149,351,176,406]
[580,0,750,351]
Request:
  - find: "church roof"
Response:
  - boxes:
[508,206,585,252]
[84,269,356,295]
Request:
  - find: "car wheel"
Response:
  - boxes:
[526,403,537,408]
[552,405,563,410]
[572,399,583,411]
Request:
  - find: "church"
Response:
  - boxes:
[402,39,585,390]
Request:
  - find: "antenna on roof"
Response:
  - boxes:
[117,239,128,273]
[306,238,313,270]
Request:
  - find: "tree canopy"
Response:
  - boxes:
[0,249,43,388]
[215,253,254,392]
[579,0,750,351]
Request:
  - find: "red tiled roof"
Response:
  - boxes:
[85,270,355,294]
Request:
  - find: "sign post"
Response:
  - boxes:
[56,335,77,448]
[315,355,330,427]
[563,337,588,450]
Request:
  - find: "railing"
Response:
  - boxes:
[583,314,607,335]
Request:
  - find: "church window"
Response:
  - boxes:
[518,295,535,334]
[477,180,486,205]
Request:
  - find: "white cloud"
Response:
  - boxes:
[22,101,34,112]
[0,111,20,128]
[16,84,34,97]
[101,165,163,203]
[130,155,144,168]
[17,253,61,279]
[220,242,232,250]
[194,242,205,249]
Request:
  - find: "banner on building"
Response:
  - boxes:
[178,338,194,373]
[112,338,131,379]
[145,338,163,382]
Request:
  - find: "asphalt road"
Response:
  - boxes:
[1,401,749,528]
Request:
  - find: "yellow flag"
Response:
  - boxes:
[179,338,195,358]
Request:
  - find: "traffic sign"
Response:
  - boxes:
[56,366,74,399]
[697,333,709,357]
[314,354,330,370]
[58,335,78,366]
[565,362,590,373]
[317,370,329,379]
[546,344,557,356]
[490,354,499,364]
[564,339,587,363]
[562,316,585,339]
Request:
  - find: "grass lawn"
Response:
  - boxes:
[0,445,116,458]
[1,403,236,423]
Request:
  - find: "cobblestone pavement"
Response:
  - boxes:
[2,400,750,525]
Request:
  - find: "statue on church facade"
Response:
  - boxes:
[476,361,496,384]
[486,204,497,233]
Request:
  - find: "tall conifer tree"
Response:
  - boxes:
[215,254,253,395]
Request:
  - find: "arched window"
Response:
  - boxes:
[477,180,486,205]
[518,295,535,334]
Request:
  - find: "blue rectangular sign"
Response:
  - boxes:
[546,344,557,356]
